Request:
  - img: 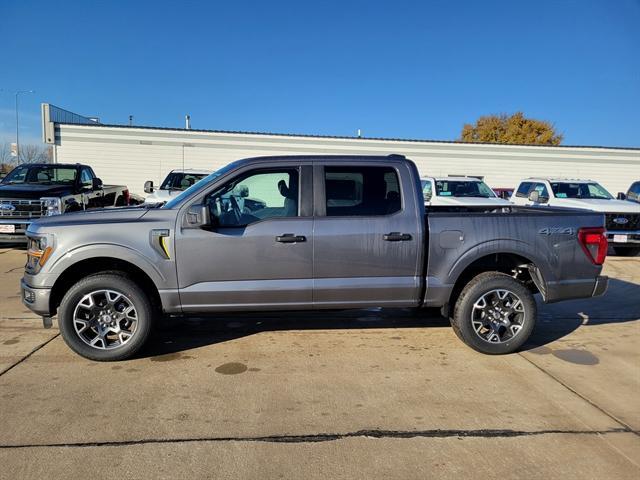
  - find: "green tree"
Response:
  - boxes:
[460,112,563,145]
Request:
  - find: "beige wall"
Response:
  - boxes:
[54,124,640,197]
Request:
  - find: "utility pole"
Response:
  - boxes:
[15,90,34,160]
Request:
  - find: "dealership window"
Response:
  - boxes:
[324,166,401,216]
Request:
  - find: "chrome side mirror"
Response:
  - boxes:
[144,180,154,194]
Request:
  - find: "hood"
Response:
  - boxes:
[551,198,640,213]
[429,196,512,207]
[29,206,149,232]
[0,183,74,199]
[144,189,178,203]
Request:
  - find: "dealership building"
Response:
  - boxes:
[42,104,640,197]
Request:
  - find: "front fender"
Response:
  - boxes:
[29,243,167,289]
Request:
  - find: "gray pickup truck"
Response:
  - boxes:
[21,155,609,361]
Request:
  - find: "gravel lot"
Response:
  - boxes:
[0,247,638,479]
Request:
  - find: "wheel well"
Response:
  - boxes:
[446,253,539,314]
[49,257,162,315]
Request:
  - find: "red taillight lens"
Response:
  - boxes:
[578,227,607,265]
[123,189,130,205]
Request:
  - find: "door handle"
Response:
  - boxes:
[276,234,306,243]
[383,232,412,241]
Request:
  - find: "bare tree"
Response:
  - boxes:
[0,143,16,175]
[18,144,52,164]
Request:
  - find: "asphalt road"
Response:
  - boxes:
[0,247,638,479]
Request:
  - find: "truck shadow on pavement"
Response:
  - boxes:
[139,278,640,359]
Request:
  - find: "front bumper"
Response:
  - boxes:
[21,279,53,316]
[606,230,640,245]
[0,220,32,243]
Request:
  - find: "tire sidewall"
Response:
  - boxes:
[454,273,536,355]
[58,274,153,361]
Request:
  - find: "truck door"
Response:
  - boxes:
[79,168,104,209]
[175,163,313,312]
[312,161,424,308]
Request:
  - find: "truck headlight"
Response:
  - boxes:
[26,233,56,273]
[40,197,62,216]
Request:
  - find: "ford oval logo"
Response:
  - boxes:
[613,217,629,225]
[0,203,16,212]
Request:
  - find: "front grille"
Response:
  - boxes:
[0,199,45,219]
[605,213,640,231]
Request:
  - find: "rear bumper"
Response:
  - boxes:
[545,275,608,303]
[591,275,608,297]
[21,279,53,316]
[606,230,640,245]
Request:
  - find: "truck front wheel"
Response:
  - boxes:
[451,272,536,355]
[58,273,154,361]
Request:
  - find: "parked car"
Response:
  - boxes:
[22,154,609,361]
[0,163,133,243]
[618,181,640,204]
[511,178,640,256]
[422,176,512,209]
[493,187,515,200]
[143,169,210,204]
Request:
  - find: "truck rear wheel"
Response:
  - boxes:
[451,272,536,355]
[58,273,154,361]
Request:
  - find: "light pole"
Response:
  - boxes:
[15,90,34,160]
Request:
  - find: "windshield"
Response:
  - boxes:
[435,180,496,198]
[160,172,209,190]
[163,161,241,209]
[550,182,613,200]
[1,165,77,185]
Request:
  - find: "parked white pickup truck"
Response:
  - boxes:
[421,176,512,209]
[144,169,210,204]
[511,178,640,256]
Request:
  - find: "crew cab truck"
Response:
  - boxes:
[0,163,132,243]
[21,155,609,361]
[512,178,640,256]
[143,169,210,204]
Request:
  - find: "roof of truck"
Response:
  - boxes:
[523,178,597,183]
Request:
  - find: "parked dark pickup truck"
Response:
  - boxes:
[0,163,132,242]
[22,155,609,361]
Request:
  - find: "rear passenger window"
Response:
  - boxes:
[324,166,401,216]
[515,182,533,198]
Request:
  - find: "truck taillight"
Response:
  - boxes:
[123,189,130,205]
[578,227,607,265]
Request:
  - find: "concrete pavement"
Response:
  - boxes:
[0,247,638,479]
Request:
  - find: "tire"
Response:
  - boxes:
[450,272,536,355]
[58,273,154,361]
[613,246,640,257]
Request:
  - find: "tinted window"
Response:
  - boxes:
[161,172,208,190]
[80,169,93,187]
[324,166,401,216]
[532,183,549,199]
[207,169,299,227]
[627,182,640,198]
[2,165,77,185]
[422,180,433,200]
[515,182,533,198]
[550,182,612,200]
[435,180,495,198]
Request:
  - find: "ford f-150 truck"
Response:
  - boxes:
[0,163,132,243]
[21,155,609,361]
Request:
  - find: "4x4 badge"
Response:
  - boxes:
[538,227,574,235]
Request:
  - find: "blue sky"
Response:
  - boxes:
[1,0,639,147]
